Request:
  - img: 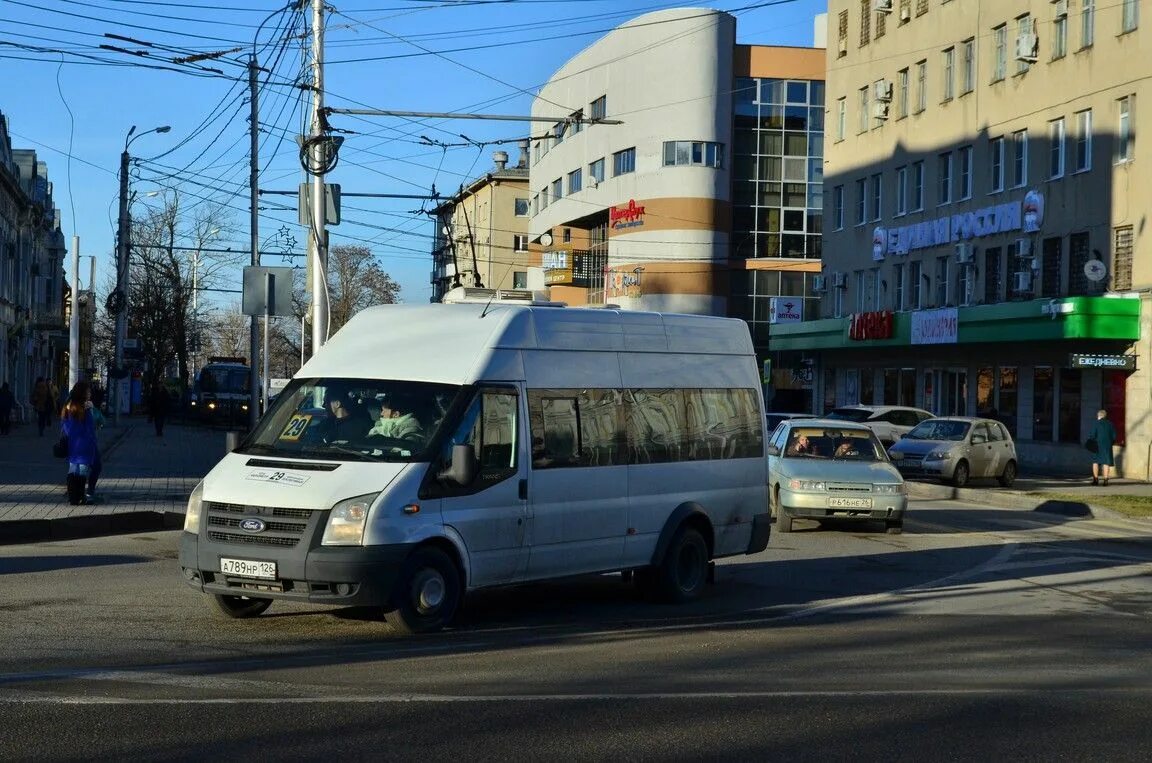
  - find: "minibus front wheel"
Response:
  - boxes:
[384,546,462,635]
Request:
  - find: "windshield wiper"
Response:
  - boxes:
[299,444,376,462]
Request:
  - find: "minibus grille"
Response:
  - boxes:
[205,501,319,548]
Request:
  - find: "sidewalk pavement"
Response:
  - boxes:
[0,415,233,544]
[0,416,1147,545]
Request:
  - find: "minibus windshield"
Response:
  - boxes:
[239,378,461,462]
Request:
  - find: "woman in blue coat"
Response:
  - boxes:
[61,382,98,504]
[1087,409,1118,486]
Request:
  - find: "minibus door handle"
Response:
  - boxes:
[518,479,528,500]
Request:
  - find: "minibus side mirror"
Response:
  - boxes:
[765,444,780,457]
[438,444,477,486]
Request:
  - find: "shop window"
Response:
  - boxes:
[512,271,527,289]
[1058,369,1081,443]
[1041,237,1062,296]
[823,369,837,414]
[1032,366,1055,441]
[999,366,1018,436]
[860,369,875,405]
[977,367,994,413]
[883,369,898,405]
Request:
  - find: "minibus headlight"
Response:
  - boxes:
[184,481,205,533]
[322,493,379,546]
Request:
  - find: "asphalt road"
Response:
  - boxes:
[3,500,1152,760]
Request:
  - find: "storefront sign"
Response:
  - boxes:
[610,199,646,230]
[848,310,894,340]
[1069,353,1136,371]
[878,191,1043,256]
[768,297,803,324]
[911,307,958,344]
[542,249,573,285]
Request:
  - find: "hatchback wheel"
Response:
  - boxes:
[998,460,1018,488]
[951,460,970,488]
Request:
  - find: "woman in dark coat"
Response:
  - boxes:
[1087,409,1118,486]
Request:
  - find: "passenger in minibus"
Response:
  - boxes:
[368,396,425,442]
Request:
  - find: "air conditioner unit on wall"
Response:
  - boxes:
[955,242,974,264]
[1053,0,1069,20]
[873,0,894,13]
[1013,271,1033,292]
[875,80,893,101]
[873,102,890,120]
[1015,238,1032,258]
[813,275,828,293]
[1015,33,1039,63]
[838,37,848,56]
[899,5,911,22]
[833,272,848,289]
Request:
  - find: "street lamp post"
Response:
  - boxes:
[112,124,170,425]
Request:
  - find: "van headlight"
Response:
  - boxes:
[184,481,205,533]
[322,493,379,546]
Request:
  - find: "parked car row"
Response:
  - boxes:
[764,411,1021,536]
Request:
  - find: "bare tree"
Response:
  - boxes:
[203,303,249,360]
[326,244,401,334]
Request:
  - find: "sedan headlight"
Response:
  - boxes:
[183,480,205,533]
[874,483,905,495]
[789,479,827,491]
[925,449,953,460]
[322,492,379,546]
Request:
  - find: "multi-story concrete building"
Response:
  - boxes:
[0,112,67,421]
[772,0,1151,476]
[430,147,531,302]
[525,9,825,408]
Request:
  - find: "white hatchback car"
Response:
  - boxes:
[766,419,907,535]
[825,405,934,446]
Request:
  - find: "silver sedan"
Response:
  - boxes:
[767,419,907,535]
[887,416,1018,488]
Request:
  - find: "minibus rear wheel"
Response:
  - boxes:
[652,526,709,604]
[384,546,462,635]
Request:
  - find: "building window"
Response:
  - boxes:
[514,197,529,216]
[571,110,583,135]
[836,97,846,141]
[912,160,924,211]
[531,193,539,216]
[858,86,870,133]
[1074,109,1092,172]
[957,256,973,305]
[662,141,724,168]
[1122,0,1138,33]
[1011,129,1028,187]
[833,184,845,230]
[513,234,528,252]
[589,157,605,183]
[935,257,949,306]
[567,168,582,194]
[1114,225,1134,291]
[1081,0,1095,47]
[895,166,908,216]
[990,136,1005,192]
[957,145,973,200]
[1053,6,1067,59]
[875,5,887,37]
[984,246,1002,303]
[893,263,905,311]
[513,271,527,289]
[553,122,565,147]
[870,172,882,221]
[855,178,867,225]
[562,227,572,244]
[838,9,849,57]
[909,260,923,310]
[916,0,927,15]
[551,177,563,202]
[938,152,953,205]
[590,95,606,121]
[942,47,955,101]
[1016,15,1033,74]
[897,68,909,118]
[1068,231,1091,295]
[860,0,871,46]
[1117,96,1133,163]
[915,60,927,113]
[1049,118,1065,178]
[961,38,975,93]
[1042,237,1062,296]
[612,147,635,176]
[992,24,1007,82]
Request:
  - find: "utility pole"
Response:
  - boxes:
[309,0,329,356]
[248,55,261,429]
[112,143,130,426]
[68,235,80,391]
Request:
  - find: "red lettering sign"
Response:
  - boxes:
[610,199,646,228]
[848,310,894,341]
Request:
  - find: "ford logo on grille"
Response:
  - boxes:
[239,518,266,533]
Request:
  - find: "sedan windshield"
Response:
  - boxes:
[783,426,886,461]
[826,407,874,423]
[906,420,970,441]
[239,378,461,462]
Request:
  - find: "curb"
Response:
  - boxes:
[0,510,185,546]
[904,479,1123,520]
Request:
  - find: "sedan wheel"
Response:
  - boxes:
[998,460,1018,488]
[951,460,970,488]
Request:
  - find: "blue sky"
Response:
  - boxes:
[2,0,827,307]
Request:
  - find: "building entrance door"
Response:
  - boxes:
[937,369,967,416]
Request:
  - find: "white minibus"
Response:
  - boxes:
[179,298,771,632]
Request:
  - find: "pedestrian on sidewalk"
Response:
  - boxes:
[60,381,100,505]
[1087,409,1118,487]
[150,382,171,437]
[0,381,14,435]
[31,377,51,436]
